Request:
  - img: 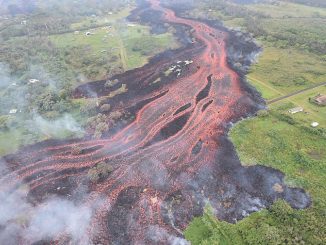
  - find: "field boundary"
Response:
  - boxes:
[267,81,326,104]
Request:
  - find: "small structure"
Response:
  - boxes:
[74,31,80,35]
[9,109,18,114]
[127,23,136,27]
[311,94,326,106]
[28,79,40,84]
[288,107,303,114]
[311,122,319,128]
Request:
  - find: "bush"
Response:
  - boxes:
[104,79,119,88]
[0,115,14,130]
[88,161,113,182]
[80,100,98,116]
[99,104,111,113]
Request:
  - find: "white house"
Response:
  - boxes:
[311,122,319,128]
[9,109,18,114]
[28,79,40,84]
[288,107,303,114]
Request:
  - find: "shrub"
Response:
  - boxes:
[105,79,119,88]
[99,104,111,113]
[88,161,113,182]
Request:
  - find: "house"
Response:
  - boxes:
[288,107,303,114]
[311,94,326,106]
[9,109,18,114]
[28,79,40,84]
[311,122,319,128]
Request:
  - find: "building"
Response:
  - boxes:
[9,109,17,114]
[311,122,319,128]
[288,107,303,114]
[28,79,40,84]
[311,94,326,106]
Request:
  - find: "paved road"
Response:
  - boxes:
[267,82,326,105]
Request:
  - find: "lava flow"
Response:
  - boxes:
[0,0,310,244]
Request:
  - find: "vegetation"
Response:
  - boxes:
[88,161,114,182]
[0,0,179,156]
[185,200,326,244]
[85,109,127,139]
[183,0,326,244]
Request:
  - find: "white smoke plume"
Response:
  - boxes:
[146,225,190,245]
[0,158,94,244]
[31,113,85,138]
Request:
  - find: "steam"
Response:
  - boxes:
[0,158,93,244]
[30,113,84,138]
[0,189,93,244]
[146,225,190,245]
[0,63,12,88]
[25,199,92,243]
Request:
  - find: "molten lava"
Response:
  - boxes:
[0,0,310,244]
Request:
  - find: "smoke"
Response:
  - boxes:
[0,63,12,88]
[0,158,95,244]
[146,225,190,245]
[30,113,84,138]
[0,190,93,244]
[25,199,92,244]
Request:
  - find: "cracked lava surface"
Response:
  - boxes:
[0,0,310,244]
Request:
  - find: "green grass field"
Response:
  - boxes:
[50,19,178,77]
[248,45,326,99]
[246,1,326,18]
